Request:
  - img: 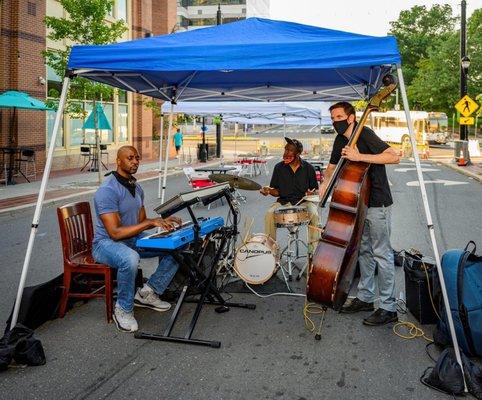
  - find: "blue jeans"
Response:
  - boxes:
[356,206,396,312]
[92,235,179,312]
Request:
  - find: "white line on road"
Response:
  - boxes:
[394,167,440,172]
[406,179,469,187]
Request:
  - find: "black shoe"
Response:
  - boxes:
[363,308,398,326]
[340,298,374,314]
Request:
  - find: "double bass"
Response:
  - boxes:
[306,74,397,310]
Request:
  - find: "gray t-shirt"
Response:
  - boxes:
[93,175,145,246]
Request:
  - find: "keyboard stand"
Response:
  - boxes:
[134,226,256,348]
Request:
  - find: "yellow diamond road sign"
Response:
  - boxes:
[459,116,475,125]
[455,95,479,117]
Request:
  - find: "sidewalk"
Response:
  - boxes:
[0,156,222,214]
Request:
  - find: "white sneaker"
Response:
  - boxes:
[134,285,171,312]
[113,305,138,332]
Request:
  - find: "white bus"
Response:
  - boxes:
[358,111,450,145]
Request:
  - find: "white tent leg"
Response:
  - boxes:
[10,77,71,329]
[160,104,174,204]
[397,66,467,391]
[157,113,164,199]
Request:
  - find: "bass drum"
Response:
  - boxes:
[234,234,278,284]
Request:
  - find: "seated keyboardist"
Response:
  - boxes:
[92,145,181,333]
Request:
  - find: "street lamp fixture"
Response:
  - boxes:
[461,56,471,72]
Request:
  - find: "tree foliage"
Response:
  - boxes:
[389,4,457,87]
[389,4,482,116]
[43,0,127,113]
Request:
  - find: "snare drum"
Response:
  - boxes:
[234,234,278,284]
[273,205,310,228]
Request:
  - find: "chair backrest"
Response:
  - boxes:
[57,202,94,265]
[80,146,91,154]
[99,144,107,151]
[21,149,35,159]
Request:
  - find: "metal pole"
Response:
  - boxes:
[157,112,164,199]
[161,104,174,204]
[10,77,71,329]
[397,66,467,391]
[460,0,467,142]
[94,100,102,184]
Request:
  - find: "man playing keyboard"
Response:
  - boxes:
[92,145,181,333]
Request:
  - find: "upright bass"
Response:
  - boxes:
[306,74,397,310]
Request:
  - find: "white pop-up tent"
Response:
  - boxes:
[12,17,467,386]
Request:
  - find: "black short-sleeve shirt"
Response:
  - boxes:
[329,125,393,208]
[270,159,318,205]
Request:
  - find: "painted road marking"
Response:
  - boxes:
[395,167,440,172]
[406,179,468,187]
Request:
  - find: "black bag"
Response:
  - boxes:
[5,275,64,332]
[422,348,482,399]
[0,324,46,371]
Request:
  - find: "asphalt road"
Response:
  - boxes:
[0,156,481,399]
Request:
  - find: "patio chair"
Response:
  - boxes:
[15,149,36,181]
[79,146,93,171]
[57,202,113,323]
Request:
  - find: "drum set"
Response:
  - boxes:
[209,173,318,290]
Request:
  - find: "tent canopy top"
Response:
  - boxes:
[68,18,400,103]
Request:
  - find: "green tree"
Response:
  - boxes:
[408,8,482,115]
[389,4,457,87]
[44,0,127,113]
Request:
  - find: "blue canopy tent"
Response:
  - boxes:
[12,18,466,378]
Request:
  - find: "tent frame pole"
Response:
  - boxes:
[157,112,164,199]
[160,103,174,204]
[397,66,467,391]
[10,76,71,329]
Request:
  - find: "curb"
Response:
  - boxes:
[436,161,482,184]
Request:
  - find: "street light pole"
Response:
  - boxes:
[460,0,468,141]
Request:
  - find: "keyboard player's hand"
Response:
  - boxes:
[151,217,179,232]
[165,215,182,228]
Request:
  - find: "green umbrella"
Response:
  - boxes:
[0,91,50,184]
[82,103,112,130]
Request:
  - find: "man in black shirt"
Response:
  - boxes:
[319,102,400,326]
[261,137,320,248]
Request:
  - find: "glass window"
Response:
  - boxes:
[118,104,128,142]
[46,65,62,98]
[117,0,127,21]
[102,103,114,143]
[118,90,127,103]
[69,102,86,146]
[47,109,64,148]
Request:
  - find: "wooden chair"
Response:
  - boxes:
[57,202,113,323]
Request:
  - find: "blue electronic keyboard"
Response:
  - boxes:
[136,216,224,250]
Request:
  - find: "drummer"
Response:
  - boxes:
[260,137,320,248]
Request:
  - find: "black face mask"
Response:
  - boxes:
[333,119,350,135]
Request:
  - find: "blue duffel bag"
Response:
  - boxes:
[435,241,482,357]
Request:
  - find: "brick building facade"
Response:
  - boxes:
[0,0,177,178]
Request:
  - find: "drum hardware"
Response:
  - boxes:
[273,205,311,282]
[209,173,262,191]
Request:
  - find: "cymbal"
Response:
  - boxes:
[209,174,262,191]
